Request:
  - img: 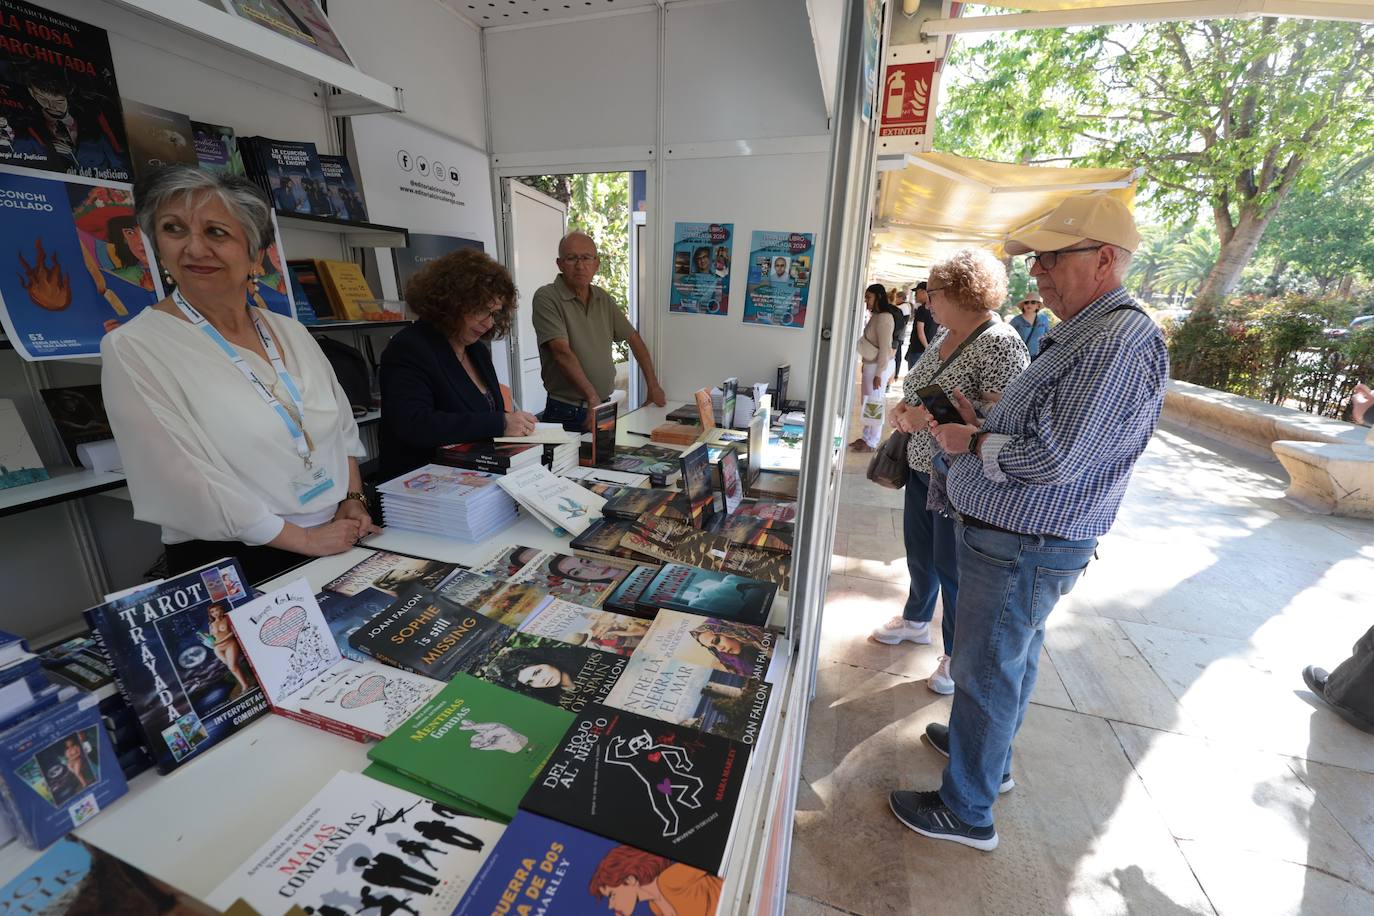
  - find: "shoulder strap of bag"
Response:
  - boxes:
[1035,302,1148,362]
[929,317,995,384]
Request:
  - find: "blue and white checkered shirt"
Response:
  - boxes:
[946,286,1169,540]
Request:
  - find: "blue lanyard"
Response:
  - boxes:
[173,290,313,466]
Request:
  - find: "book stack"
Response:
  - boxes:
[496,464,606,536]
[436,441,543,474]
[238,135,336,218]
[650,420,704,446]
[562,464,652,489]
[376,464,519,541]
[544,438,580,474]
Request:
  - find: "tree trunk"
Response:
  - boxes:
[1267,258,1288,295]
[1194,205,1283,308]
[1338,274,1355,299]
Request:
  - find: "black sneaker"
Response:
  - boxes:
[924,723,1014,794]
[888,790,999,851]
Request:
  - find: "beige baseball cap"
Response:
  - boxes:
[1005,196,1140,256]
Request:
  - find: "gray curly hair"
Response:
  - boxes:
[134,165,275,261]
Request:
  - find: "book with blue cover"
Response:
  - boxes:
[84,558,269,773]
[0,694,127,848]
[319,153,368,221]
[455,811,724,915]
[0,834,216,913]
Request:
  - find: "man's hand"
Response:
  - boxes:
[647,381,667,407]
[930,422,980,456]
[503,410,539,437]
[333,499,381,538]
[949,388,981,425]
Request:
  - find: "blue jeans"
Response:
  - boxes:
[540,398,587,432]
[939,524,1096,827]
[902,471,959,654]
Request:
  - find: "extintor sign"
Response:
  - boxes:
[878,60,937,139]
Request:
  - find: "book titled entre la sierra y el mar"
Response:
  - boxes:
[521,704,751,876]
[85,558,268,774]
[369,674,574,822]
[208,770,504,916]
[454,811,723,916]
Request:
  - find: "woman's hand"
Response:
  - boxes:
[891,401,929,434]
[503,410,539,437]
[334,497,381,537]
[302,518,364,556]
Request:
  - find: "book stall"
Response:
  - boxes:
[0,0,878,913]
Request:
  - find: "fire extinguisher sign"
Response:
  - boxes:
[878,60,938,140]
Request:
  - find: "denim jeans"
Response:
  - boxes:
[540,398,588,432]
[902,471,960,654]
[939,523,1097,827]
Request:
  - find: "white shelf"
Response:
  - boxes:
[0,469,127,518]
[106,0,404,116]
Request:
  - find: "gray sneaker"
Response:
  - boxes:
[924,722,1014,793]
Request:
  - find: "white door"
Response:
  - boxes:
[502,180,567,416]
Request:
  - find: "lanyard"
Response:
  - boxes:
[173,290,313,466]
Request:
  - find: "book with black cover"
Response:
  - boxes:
[638,564,775,628]
[286,259,335,318]
[602,486,689,523]
[569,517,653,565]
[39,385,112,465]
[717,444,744,515]
[708,513,793,554]
[719,546,791,591]
[85,559,268,773]
[679,444,714,526]
[318,152,367,221]
[469,633,625,715]
[521,704,751,875]
[581,399,618,467]
[0,1,131,181]
[436,441,541,473]
[621,516,729,570]
[120,98,197,180]
[347,584,510,681]
[601,564,663,618]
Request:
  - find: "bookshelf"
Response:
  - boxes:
[0,470,127,520]
[275,212,410,248]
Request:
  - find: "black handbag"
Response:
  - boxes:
[866,429,911,489]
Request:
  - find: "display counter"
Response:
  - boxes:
[0,403,809,912]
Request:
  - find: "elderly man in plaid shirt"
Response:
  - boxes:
[887,196,1169,851]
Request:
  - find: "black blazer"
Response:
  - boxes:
[378,320,505,479]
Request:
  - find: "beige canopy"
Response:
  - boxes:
[868,152,1140,284]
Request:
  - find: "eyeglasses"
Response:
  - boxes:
[926,284,949,295]
[1024,245,1103,271]
[560,254,599,265]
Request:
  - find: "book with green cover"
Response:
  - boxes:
[361,762,503,822]
[367,674,573,821]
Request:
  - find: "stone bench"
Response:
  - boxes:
[1162,380,1374,518]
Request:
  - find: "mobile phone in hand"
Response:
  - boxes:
[915,385,964,424]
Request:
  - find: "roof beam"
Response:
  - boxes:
[921,0,1374,36]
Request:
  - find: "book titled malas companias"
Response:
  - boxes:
[497,463,607,536]
[455,810,724,916]
[368,674,574,822]
[347,584,511,681]
[208,770,504,916]
[227,578,442,742]
[84,558,268,774]
[520,704,751,875]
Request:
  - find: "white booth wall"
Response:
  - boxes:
[0,0,494,639]
[485,0,832,397]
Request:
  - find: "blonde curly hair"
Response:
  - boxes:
[929,248,1008,315]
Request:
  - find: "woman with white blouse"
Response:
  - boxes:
[850,283,897,453]
[872,249,1029,696]
[102,166,380,582]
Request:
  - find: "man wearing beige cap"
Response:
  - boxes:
[888,196,1168,851]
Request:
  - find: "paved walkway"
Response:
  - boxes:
[786,381,1374,916]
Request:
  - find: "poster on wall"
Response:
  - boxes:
[393,232,483,294]
[669,221,733,316]
[0,0,132,181]
[743,230,813,330]
[0,167,162,360]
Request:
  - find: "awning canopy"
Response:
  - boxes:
[868,152,1141,284]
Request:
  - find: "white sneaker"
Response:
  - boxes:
[928,655,955,694]
[871,617,932,645]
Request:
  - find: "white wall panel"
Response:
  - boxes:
[655,149,828,397]
[484,9,659,155]
[663,0,828,145]
[331,0,489,150]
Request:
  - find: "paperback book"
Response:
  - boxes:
[347,584,511,681]
[561,464,651,488]
[190,120,244,177]
[437,569,550,629]
[318,152,367,221]
[0,398,48,490]
[508,549,633,607]
[223,0,354,65]
[601,565,664,619]
[361,761,494,820]
[498,463,606,536]
[678,444,714,526]
[708,514,794,554]
[240,135,334,217]
[602,487,690,523]
[120,99,197,180]
[638,564,776,628]
[605,445,682,479]
[717,444,744,515]
[718,546,791,591]
[604,656,770,745]
[228,579,442,741]
[0,835,215,914]
[208,770,503,916]
[621,517,730,570]
[570,517,655,564]
[319,551,461,661]
[39,385,113,465]
[368,674,574,821]
[733,499,797,523]
[516,600,650,656]
[455,811,724,915]
[520,705,751,875]
[85,559,267,773]
[436,441,542,473]
[581,399,618,467]
[468,632,625,714]
[629,609,776,683]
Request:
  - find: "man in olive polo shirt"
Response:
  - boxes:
[532,232,667,430]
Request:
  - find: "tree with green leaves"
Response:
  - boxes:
[939,17,1374,307]
[1256,173,1374,295]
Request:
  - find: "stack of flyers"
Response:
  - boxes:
[377,464,518,541]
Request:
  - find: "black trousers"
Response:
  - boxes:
[165,539,308,586]
[1326,625,1374,730]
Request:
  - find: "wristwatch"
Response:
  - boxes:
[968,429,988,454]
[345,489,370,511]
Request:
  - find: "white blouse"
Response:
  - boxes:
[101,307,365,546]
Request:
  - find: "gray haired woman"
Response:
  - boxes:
[100,165,379,583]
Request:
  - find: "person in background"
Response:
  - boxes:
[532,232,666,432]
[888,196,1166,852]
[1350,381,1373,426]
[1009,295,1051,358]
[378,249,538,479]
[851,284,896,453]
[877,250,1028,699]
[906,282,939,371]
[892,288,911,384]
[102,166,379,583]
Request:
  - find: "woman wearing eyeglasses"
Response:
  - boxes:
[378,249,538,479]
[1009,295,1051,358]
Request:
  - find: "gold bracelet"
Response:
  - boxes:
[345,490,370,510]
